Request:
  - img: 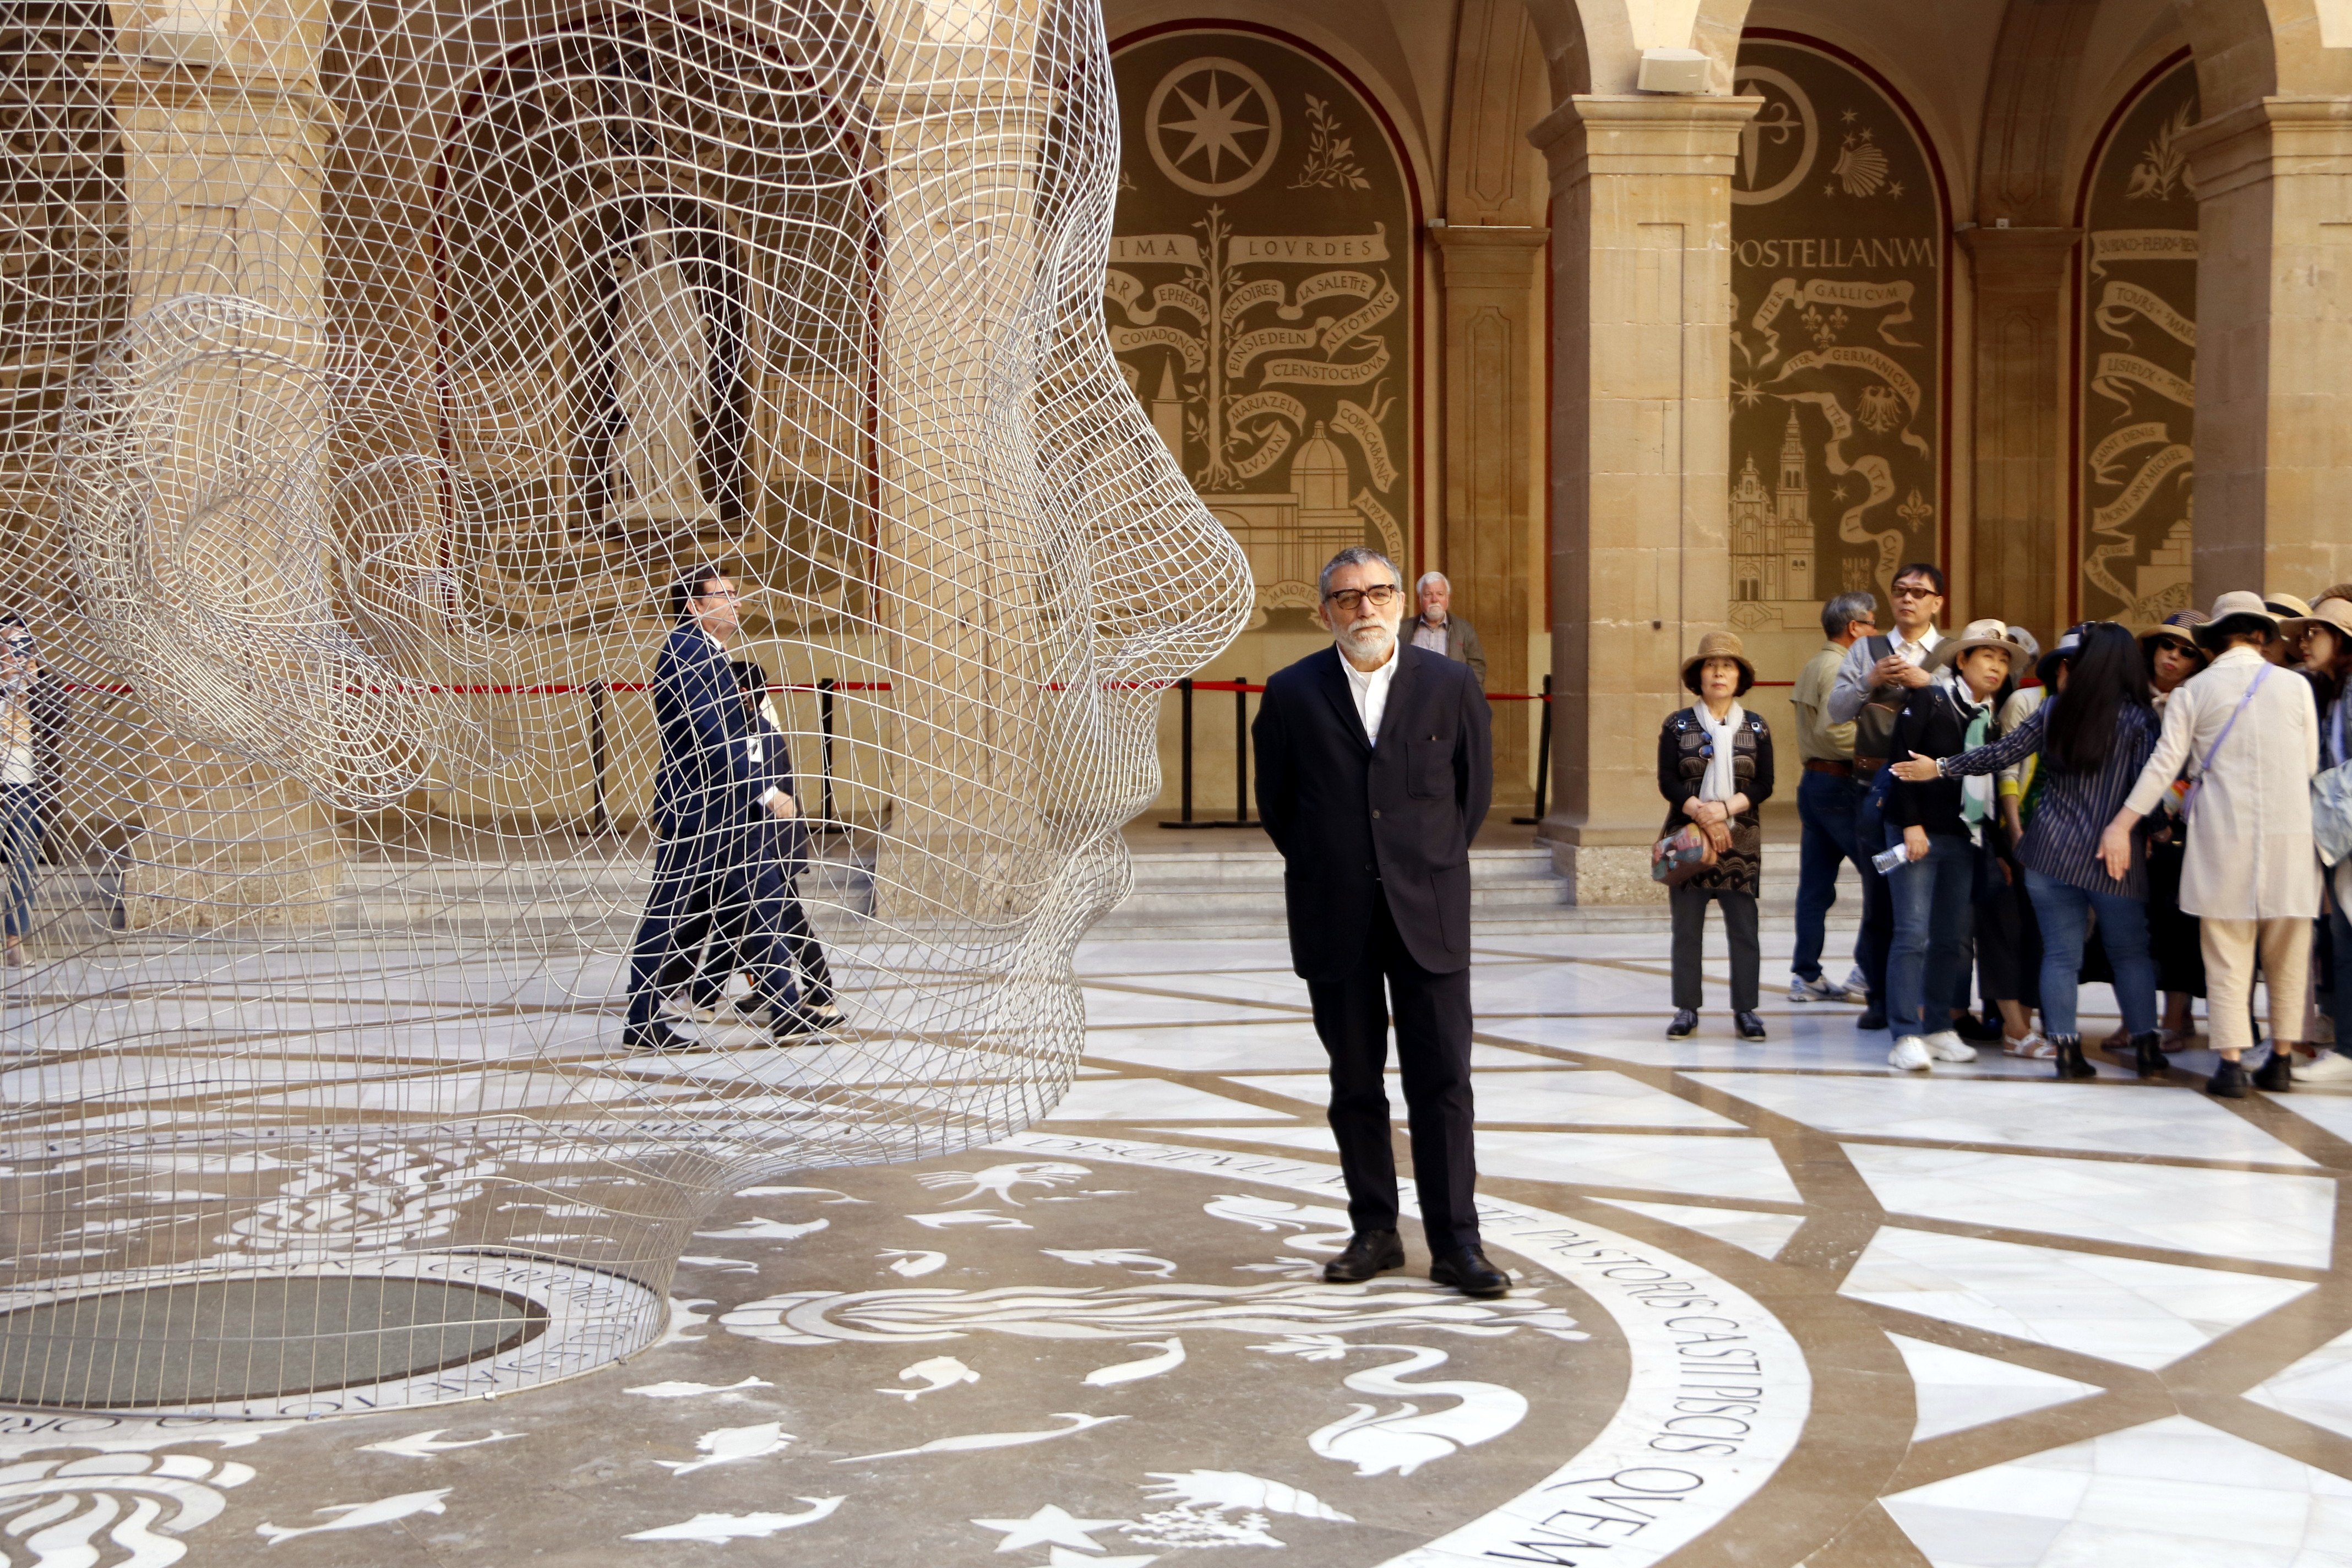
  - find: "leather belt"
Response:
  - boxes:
[1803,759,1853,776]
[1852,756,1886,776]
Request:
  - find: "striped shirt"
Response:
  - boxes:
[1939,698,2161,899]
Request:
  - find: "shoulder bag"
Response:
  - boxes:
[1850,636,1904,771]
[2181,665,2269,825]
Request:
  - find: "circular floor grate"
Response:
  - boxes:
[0,1276,545,1409]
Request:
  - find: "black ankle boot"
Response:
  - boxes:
[2130,1031,2169,1079]
[2051,1035,2095,1080]
[2207,1057,2249,1098]
[2253,1049,2294,1093]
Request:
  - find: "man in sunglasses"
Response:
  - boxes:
[1826,562,1947,1030]
[1253,547,1500,1298]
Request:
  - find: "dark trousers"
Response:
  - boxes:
[1303,891,1478,1257]
[1793,769,1862,983]
[1853,775,1893,1008]
[1670,884,1760,1010]
[1,783,40,939]
[626,830,799,1029]
[2324,899,2352,1059]
[711,873,835,1008]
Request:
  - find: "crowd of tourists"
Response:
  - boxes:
[1658,566,2352,1098]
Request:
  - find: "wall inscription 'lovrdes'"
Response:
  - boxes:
[2076,60,2198,626]
[1727,38,1944,633]
[1109,29,1414,622]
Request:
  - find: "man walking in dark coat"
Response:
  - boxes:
[1251,546,1504,1298]
[623,568,814,1052]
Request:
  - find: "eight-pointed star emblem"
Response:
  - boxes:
[1144,57,1283,197]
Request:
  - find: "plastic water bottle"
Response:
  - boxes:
[1871,842,1913,874]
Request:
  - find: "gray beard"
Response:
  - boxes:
[1335,622,1396,666]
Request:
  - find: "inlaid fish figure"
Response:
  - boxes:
[907,1210,1031,1231]
[1082,1338,1185,1386]
[625,1498,845,1542]
[655,1422,794,1476]
[357,1429,522,1458]
[880,1355,979,1402]
[256,1489,452,1544]
[836,1412,1124,1462]
[627,1377,773,1399]
[693,1217,829,1241]
[1043,1248,1178,1278]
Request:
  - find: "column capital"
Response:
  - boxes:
[2179,95,2352,202]
[1954,225,2081,295]
[1428,222,1548,286]
[1527,95,1761,190]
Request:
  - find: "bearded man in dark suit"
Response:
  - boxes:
[1251,546,1502,1298]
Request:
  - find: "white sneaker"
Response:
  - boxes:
[1843,967,1870,998]
[2296,1051,2352,1085]
[1789,974,1853,1003]
[1889,1036,1934,1070]
[1923,1030,1978,1063]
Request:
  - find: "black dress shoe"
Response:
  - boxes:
[2207,1057,2250,1099]
[1430,1245,1510,1299]
[1856,1010,1886,1031]
[1733,1010,1767,1042]
[1665,1009,1698,1039]
[1951,1010,2003,1043]
[2130,1031,2170,1079]
[2253,1050,2294,1093]
[624,1021,693,1054]
[1323,1229,1404,1283]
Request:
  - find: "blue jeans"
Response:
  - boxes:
[2023,867,2157,1039]
[1853,777,1893,1006]
[1793,769,1863,983]
[2,783,39,940]
[1886,832,1977,1038]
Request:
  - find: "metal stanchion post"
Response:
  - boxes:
[818,677,838,832]
[1160,677,1201,829]
[1230,679,1250,825]
[1512,674,1553,825]
[589,679,608,834]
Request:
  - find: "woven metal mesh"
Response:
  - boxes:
[0,0,1246,1414]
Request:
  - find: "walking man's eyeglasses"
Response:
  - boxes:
[1324,584,1401,612]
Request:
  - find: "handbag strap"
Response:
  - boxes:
[2193,664,2271,782]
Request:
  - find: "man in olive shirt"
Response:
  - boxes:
[1789,592,1877,1002]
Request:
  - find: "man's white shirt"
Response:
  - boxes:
[701,622,784,810]
[1341,642,1400,745]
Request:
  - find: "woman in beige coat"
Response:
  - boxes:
[2103,591,2321,1097]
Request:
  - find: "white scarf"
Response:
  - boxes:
[1692,701,1743,803]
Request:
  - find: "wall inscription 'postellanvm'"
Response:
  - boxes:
[1727,38,1943,633]
[2076,60,2198,626]
[1108,29,1413,622]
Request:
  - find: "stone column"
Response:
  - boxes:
[1529,95,1755,903]
[1956,225,2076,642]
[1431,223,1547,803]
[2181,97,2352,597]
[101,0,345,930]
[866,0,1060,924]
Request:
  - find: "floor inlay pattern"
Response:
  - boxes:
[5,929,2351,1565]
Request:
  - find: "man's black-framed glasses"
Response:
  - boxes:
[1324,583,1402,613]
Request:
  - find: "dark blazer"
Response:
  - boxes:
[1253,644,1493,979]
[1657,706,1774,897]
[1887,683,1995,838]
[648,626,771,840]
[1412,614,1486,688]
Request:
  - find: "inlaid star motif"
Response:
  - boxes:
[1889,180,1907,198]
[972,1504,1132,1553]
[1159,74,1265,183]
[1733,377,1765,409]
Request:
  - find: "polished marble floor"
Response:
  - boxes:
[7,925,2352,1566]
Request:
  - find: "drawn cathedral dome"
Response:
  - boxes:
[1291,420,1350,512]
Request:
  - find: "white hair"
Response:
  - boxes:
[1415,572,1450,595]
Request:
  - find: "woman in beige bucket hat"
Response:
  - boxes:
[1657,631,1774,1043]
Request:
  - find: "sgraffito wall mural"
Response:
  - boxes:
[1108,29,1415,628]
[2075,59,2198,626]
[1727,37,1946,640]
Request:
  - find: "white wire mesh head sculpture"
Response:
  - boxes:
[0,0,1247,1415]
